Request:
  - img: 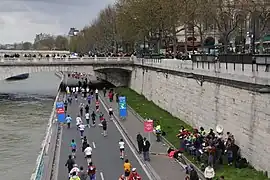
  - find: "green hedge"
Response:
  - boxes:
[116,87,269,180]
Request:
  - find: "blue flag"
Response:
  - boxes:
[56,102,64,109]
[118,96,127,117]
[57,113,66,123]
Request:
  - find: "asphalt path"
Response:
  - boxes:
[57,93,149,180]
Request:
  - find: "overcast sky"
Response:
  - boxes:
[0,0,114,44]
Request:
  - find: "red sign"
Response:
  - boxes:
[144,120,153,132]
[57,108,65,114]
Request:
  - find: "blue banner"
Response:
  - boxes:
[57,113,66,123]
[118,96,127,117]
[56,102,64,109]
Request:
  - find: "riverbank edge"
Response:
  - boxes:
[54,72,63,79]
[30,74,64,180]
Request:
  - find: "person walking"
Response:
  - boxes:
[136,133,143,154]
[142,137,150,161]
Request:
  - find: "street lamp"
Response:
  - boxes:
[155,32,160,54]
[251,14,256,54]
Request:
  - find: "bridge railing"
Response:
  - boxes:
[0,57,133,63]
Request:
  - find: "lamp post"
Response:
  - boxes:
[156,31,160,54]
[192,13,195,54]
[251,14,256,54]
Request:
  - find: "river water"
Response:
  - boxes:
[0,72,61,180]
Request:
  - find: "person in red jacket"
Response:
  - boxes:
[128,168,141,180]
[108,91,113,102]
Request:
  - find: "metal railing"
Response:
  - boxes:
[30,74,64,180]
[0,57,133,64]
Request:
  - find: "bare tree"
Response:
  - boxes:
[206,0,246,53]
[243,0,270,53]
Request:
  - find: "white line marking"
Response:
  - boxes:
[100,172,104,180]
[92,141,96,148]
[99,98,155,180]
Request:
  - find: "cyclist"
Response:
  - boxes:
[119,138,125,159]
[123,159,131,179]
[91,111,96,126]
[88,162,96,180]
[70,139,77,158]
[84,144,93,164]
[76,115,82,129]
[108,107,113,119]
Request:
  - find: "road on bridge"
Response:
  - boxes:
[57,93,149,180]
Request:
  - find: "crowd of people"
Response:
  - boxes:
[63,80,142,180]
[165,124,247,180]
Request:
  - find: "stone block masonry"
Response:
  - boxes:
[130,66,270,175]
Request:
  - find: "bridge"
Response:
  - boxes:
[0,56,269,87]
[0,50,70,56]
[0,57,134,87]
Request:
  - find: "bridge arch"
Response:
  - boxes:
[0,65,97,81]
[94,68,132,87]
[92,65,133,72]
[0,65,133,87]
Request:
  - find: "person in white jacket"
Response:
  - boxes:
[204,164,215,180]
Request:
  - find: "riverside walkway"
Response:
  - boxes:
[57,93,150,179]
[99,95,188,179]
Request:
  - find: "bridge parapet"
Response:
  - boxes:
[134,58,270,86]
[0,57,133,65]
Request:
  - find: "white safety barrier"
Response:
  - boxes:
[30,74,64,180]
